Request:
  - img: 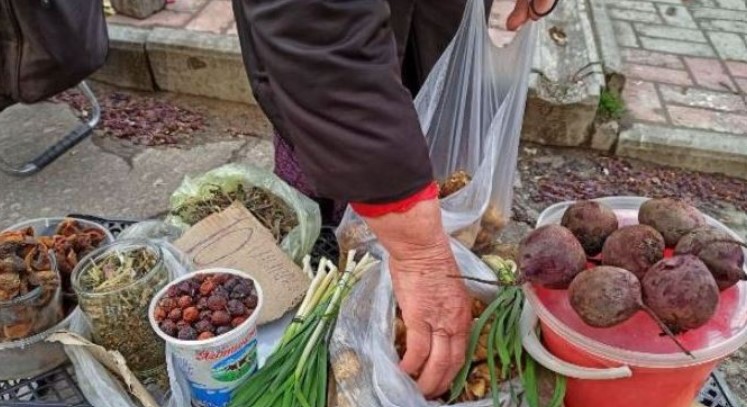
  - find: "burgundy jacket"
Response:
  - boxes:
[232,0,489,204]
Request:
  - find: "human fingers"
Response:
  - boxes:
[507,0,531,31]
[400,324,431,378]
[439,331,468,394]
[416,333,451,398]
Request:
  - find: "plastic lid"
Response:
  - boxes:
[525,196,747,368]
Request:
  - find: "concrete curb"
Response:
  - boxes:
[616,123,747,180]
[522,0,606,147]
[95,23,255,104]
[587,0,625,94]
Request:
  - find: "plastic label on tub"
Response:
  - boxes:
[172,326,259,407]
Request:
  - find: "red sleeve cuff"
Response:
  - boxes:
[350,182,439,218]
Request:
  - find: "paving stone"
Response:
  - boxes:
[668,105,747,133]
[708,31,747,61]
[591,121,621,151]
[613,21,640,47]
[621,48,685,69]
[714,0,747,9]
[185,0,235,34]
[691,7,747,21]
[633,23,707,42]
[226,23,238,35]
[111,0,165,19]
[659,84,747,111]
[699,19,747,34]
[616,123,747,180]
[608,8,662,23]
[622,80,668,122]
[166,0,208,12]
[684,57,739,91]
[92,25,156,91]
[657,4,698,28]
[726,61,747,77]
[639,36,716,57]
[611,0,658,12]
[624,63,693,85]
[736,77,747,92]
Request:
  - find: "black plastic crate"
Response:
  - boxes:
[0,365,90,407]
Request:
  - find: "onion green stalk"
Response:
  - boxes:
[230,251,377,407]
[450,255,566,407]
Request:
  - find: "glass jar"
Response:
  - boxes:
[0,253,63,342]
[72,240,168,377]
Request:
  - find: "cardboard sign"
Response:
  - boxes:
[175,202,310,324]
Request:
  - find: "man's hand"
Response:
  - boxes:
[507,0,558,31]
[362,199,472,399]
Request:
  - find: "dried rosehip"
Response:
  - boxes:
[227,299,246,316]
[177,281,193,295]
[176,320,191,331]
[198,331,215,340]
[212,273,229,284]
[178,295,193,308]
[223,277,239,292]
[160,320,177,337]
[183,306,199,323]
[213,285,229,299]
[195,320,214,333]
[244,295,258,309]
[231,282,252,299]
[207,295,227,311]
[196,296,209,310]
[160,297,177,310]
[231,316,247,328]
[211,310,231,326]
[154,306,167,322]
[178,326,198,340]
[199,280,215,296]
[199,310,212,321]
[168,308,182,322]
[216,326,231,336]
[166,285,180,297]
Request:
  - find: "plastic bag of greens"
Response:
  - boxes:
[330,242,522,407]
[167,163,321,263]
[337,0,536,252]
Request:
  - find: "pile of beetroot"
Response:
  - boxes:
[519,198,746,355]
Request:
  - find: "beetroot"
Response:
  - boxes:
[602,225,665,280]
[518,224,586,289]
[675,226,747,290]
[569,266,693,356]
[638,198,706,246]
[561,200,619,256]
[569,267,640,328]
[642,255,719,333]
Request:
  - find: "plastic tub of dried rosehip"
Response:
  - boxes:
[149,269,263,407]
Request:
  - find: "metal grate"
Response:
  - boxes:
[0,365,90,407]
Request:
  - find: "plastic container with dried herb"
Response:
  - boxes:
[72,240,168,378]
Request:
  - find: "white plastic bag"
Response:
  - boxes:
[332,0,538,404]
[337,0,537,252]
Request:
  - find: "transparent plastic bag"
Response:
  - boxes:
[166,163,321,263]
[331,241,519,407]
[60,221,296,407]
[332,0,537,404]
[337,0,537,251]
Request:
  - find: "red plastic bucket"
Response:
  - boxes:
[525,197,747,407]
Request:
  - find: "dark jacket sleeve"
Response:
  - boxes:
[232,0,434,204]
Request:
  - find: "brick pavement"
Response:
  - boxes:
[610,0,747,137]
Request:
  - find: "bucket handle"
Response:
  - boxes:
[520,300,633,379]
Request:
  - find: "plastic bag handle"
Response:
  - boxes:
[520,300,633,380]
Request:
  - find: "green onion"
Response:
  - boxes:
[449,255,567,407]
[230,251,377,407]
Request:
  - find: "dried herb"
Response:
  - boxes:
[75,243,167,377]
[171,183,298,243]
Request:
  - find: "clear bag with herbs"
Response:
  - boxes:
[72,239,169,379]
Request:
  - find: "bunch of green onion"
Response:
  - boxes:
[230,251,377,407]
[450,256,566,407]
